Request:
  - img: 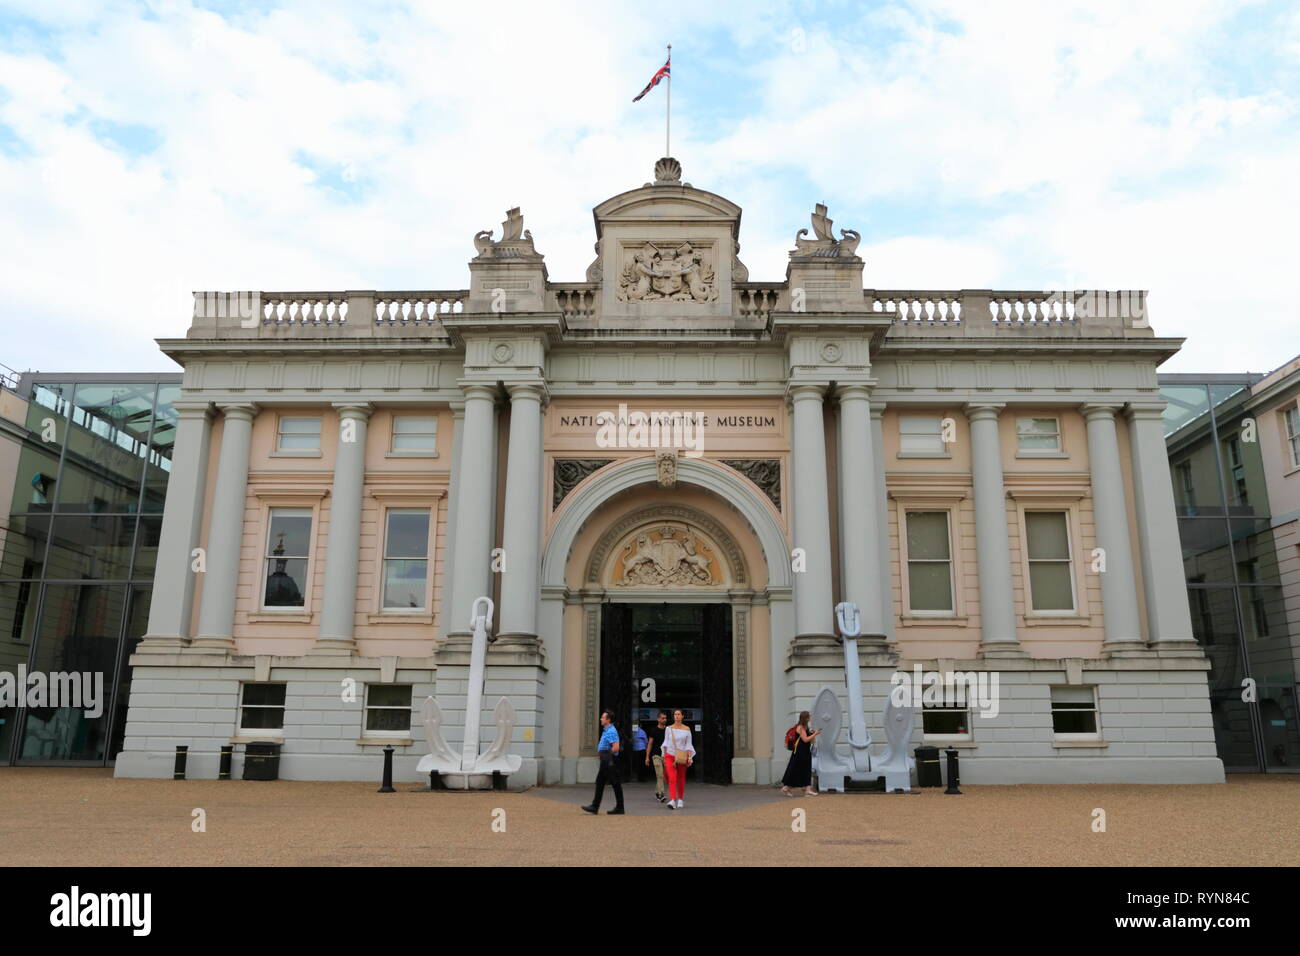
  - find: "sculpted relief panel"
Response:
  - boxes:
[617,241,718,303]
[610,523,725,587]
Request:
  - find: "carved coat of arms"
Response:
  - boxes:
[618,242,718,303]
[618,527,715,586]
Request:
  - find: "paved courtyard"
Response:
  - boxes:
[0,769,1294,866]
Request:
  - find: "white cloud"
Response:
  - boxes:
[0,0,1295,375]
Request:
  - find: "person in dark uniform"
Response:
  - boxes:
[781,710,820,796]
[645,710,668,803]
[582,710,625,815]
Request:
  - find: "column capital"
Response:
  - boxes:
[171,401,214,420]
[330,402,374,421]
[458,382,499,403]
[505,381,548,403]
[787,382,828,403]
[962,402,1004,422]
[836,383,873,403]
[1081,402,1123,422]
[216,402,259,421]
[1124,401,1168,422]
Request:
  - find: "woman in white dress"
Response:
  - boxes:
[662,708,696,810]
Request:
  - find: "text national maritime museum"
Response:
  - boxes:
[85,159,1228,785]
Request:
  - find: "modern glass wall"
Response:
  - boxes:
[1162,377,1299,772]
[0,373,180,765]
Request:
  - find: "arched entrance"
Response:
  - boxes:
[538,456,792,786]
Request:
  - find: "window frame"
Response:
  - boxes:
[238,682,287,736]
[897,413,950,459]
[890,489,969,625]
[1283,404,1300,470]
[387,413,440,458]
[1014,415,1067,458]
[380,507,433,613]
[1008,488,1091,625]
[921,700,973,743]
[273,414,323,457]
[363,683,414,738]
[246,488,328,622]
[902,510,956,617]
[1049,685,1102,743]
[365,488,444,623]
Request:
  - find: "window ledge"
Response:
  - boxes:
[1022,614,1091,627]
[366,613,434,624]
[923,738,976,748]
[1015,450,1069,459]
[269,450,323,459]
[1051,738,1108,749]
[231,734,284,744]
[897,451,952,459]
[248,611,314,624]
[357,737,414,747]
[385,450,439,459]
[900,615,969,627]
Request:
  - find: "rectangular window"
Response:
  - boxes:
[365,684,413,734]
[277,416,321,452]
[391,415,438,453]
[1050,686,1098,736]
[239,683,287,732]
[922,702,970,738]
[263,508,312,608]
[1025,511,1074,611]
[1177,461,1195,513]
[1016,417,1061,452]
[905,511,953,612]
[1238,561,1269,638]
[1285,406,1300,468]
[1225,437,1248,504]
[382,509,431,610]
[899,415,945,454]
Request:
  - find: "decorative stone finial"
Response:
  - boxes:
[653,156,682,185]
[472,208,541,260]
[791,202,861,259]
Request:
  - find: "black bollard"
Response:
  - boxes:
[492,771,507,791]
[173,745,188,780]
[944,747,962,794]
[218,745,233,780]
[378,745,396,793]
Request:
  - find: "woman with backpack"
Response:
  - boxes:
[781,710,820,796]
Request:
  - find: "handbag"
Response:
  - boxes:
[670,729,689,767]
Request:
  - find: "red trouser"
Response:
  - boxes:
[665,753,688,801]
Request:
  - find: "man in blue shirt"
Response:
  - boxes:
[582,710,625,815]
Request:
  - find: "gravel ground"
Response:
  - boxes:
[0,768,1295,866]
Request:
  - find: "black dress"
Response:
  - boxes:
[782,730,813,788]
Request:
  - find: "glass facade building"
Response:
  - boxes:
[0,373,181,765]
[1161,375,1300,772]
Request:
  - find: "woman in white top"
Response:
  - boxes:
[662,708,696,810]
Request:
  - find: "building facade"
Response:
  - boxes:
[1161,359,1300,771]
[1,372,181,765]
[112,160,1224,785]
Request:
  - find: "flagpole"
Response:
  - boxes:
[665,44,671,157]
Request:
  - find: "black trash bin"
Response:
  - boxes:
[242,742,282,781]
[915,746,942,788]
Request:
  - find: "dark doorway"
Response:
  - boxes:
[599,602,733,784]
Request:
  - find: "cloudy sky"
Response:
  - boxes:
[1,0,1297,375]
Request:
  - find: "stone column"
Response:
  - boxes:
[1084,403,1145,654]
[438,401,466,642]
[870,402,895,643]
[963,403,1023,657]
[313,403,373,654]
[191,402,258,653]
[836,385,885,640]
[1125,403,1198,653]
[446,384,498,639]
[789,384,835,641]
[139,401,213,652]
[498,382,545,644]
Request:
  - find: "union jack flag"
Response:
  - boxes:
[633,57,670,102]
